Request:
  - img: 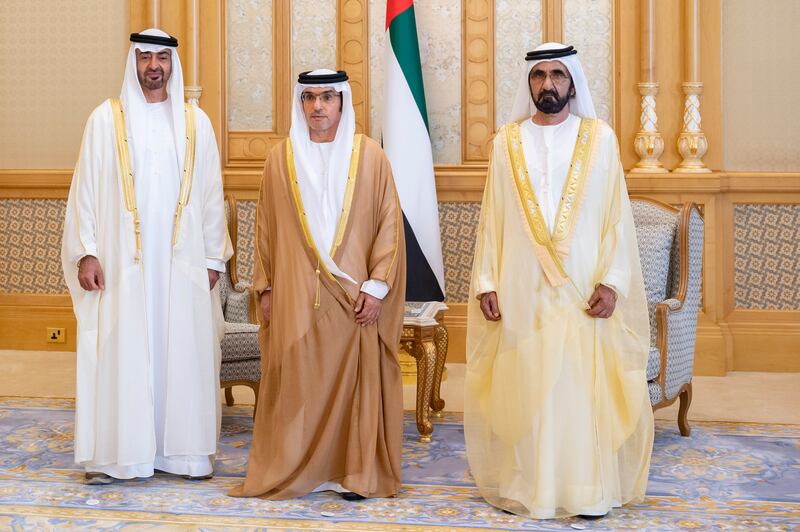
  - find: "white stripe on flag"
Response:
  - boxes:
[382,40,445,294]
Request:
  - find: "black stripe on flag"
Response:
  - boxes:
[402,212,445,302]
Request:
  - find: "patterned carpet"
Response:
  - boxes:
[0,398,798,531]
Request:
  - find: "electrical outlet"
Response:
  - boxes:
[46,327,65,343]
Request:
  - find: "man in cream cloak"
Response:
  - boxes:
[465,43,654,519]
[230,70,406,500]
[61,29,232,483]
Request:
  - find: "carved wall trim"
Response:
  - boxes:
[461,0,494,162]
[337,0,370,135]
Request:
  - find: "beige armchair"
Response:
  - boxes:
[631,197,704,436]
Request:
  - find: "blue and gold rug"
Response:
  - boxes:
[0,397,798,530]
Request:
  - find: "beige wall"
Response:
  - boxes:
[0,0,129,168]
[722,0,800,171]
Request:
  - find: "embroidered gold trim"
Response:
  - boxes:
[110,99,197,256]
[172,103,197,245]
[552,118,597,243]
[110,98,141,262]
[285,138,361,305]
[330,134,363,256]
[505,123,567,279]
[254,174,270,288]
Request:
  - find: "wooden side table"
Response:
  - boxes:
[401,303,449,442]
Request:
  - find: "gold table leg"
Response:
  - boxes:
[430,325,448,417]
[409,339,436,443]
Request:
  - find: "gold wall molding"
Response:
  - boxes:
[5,169,800,201]
[461,0,495,162]
[337,0,370,135]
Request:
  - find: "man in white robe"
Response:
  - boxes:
[465,43,654,519]
[61,29,232,485]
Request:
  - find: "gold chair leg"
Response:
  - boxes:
[678,381,692,437]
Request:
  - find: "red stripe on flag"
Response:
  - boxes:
[385,0,414,30]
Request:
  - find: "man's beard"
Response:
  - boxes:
[138,69,167,90]
[532,89,571,114]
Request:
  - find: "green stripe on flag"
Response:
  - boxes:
[388,6,430,132]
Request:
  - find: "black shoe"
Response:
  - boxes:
[578,512,608,520]
[84,472,114,485]
[340,491,367,501]
[182,473,214,481]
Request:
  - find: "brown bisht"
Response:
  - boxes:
[230,134,406,499]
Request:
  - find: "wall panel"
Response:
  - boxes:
[563,0,613,123]
[227,0,274,130]
[494,1,542,127]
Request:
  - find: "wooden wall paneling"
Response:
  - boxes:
[461,0,495,162]
[542,0,563,43]
[0,295,76,351]
[697,0,721,171]
[273,0,293,136]
[337,0,370,135]
[0,171,71,199]
[199,0,224,149]
[616,0,639,169]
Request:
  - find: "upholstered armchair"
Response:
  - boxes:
[219,195,262,416]
[631,197,704,436]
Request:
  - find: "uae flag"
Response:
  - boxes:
[382,0,445,301]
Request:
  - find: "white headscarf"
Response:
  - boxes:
[288,69,357,283]
[509,42,596,122]
[120,28,186,177]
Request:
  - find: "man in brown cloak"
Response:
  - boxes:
[230,69,406,501]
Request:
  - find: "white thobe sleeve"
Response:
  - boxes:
[63,108,103,267]
[361,279,389,299]
[198,114,232,273]
[598,135,633,299]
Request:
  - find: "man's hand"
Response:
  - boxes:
[586,284,617,319]
[354,292,382,327]
[259,291,271,325]
[77,256,105,291]
[479,292,501,321]
[208,269,220,290]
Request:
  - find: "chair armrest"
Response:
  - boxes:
[655,297,698,401]
[230,281,261,325]
[224,283,252,324]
